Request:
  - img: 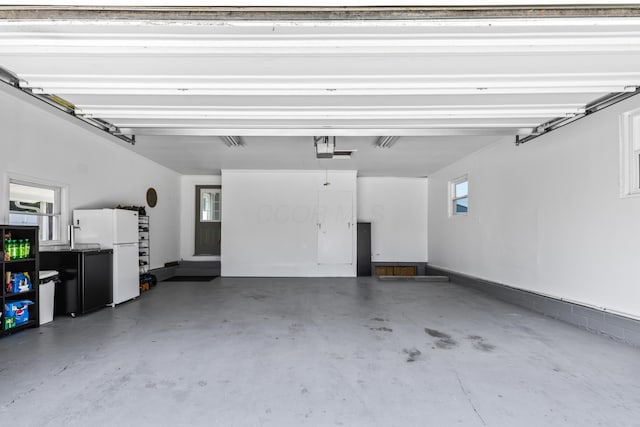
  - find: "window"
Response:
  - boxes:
[620,108,640,197]
[200,188,221,222]
[9,180,62,241]
[450,176,469,215]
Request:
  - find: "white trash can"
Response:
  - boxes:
[39,270,59,325]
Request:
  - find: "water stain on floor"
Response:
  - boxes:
[403,347,422,362]
[425,328,457,349]
[466,335,496,352]
[370,326,393,332]
[371,317,388,322]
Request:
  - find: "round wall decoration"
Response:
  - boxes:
[146,188,158,208]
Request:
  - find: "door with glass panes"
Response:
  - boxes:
[195,185,221,255]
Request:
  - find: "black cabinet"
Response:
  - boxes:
[40,250,112,317]
[357,223,372,276]
[1,225,39,336]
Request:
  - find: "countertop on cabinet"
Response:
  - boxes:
[40,244,112,254]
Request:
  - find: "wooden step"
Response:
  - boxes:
[378,275,449,282]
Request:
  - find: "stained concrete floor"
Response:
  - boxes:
[1,277,639,427]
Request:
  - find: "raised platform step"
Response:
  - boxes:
[175,267,220,276]
[176,260,220,269]
[378,275,450,282]
[174,260,221,277]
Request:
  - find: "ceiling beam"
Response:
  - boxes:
[1,6,640,21]
[26,87,634,96]
[4,32,640,55]
[118,126,533,137]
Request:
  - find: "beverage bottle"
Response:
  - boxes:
[18,239,25,259]
[24,238,30,259]
[9,240,17,260]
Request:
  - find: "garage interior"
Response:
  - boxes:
[1,3,640,426]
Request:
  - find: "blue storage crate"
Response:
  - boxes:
[8,272,32,294]
[4,300,34,327]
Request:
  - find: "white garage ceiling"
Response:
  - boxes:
[1,8,640,176]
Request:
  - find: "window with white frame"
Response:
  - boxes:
[9,180,62,241]
[199,188,221,222]
[620,108,640,197]
[450,175,469,215]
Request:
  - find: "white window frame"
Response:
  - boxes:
[620,108,640,198]
[4,173,69,245]
[199,187,221,223]
[449,175,469,217]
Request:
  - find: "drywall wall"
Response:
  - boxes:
[357,177,428,262]
[180,175,222,261]
[221,170,357,277]
[0,83,180,270]
[428,94,640,319]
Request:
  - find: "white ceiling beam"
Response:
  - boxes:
[26,87,634,96]
[74,103,587,110]
[4,32,640,55]
[118,127,534,137]
[75,104,586,119]
[3,45,640,55]
[20,72,640,81]
[19,74,640,98]
[78,112,576,120]
[4,31,640,40]
[21,79,640,88]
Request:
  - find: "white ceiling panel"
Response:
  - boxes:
[1,15,639,176]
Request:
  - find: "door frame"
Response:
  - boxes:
[194,185,222,256]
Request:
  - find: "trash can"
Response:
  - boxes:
[39,270,59,325]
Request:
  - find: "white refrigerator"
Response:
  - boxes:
[73,208,140,306]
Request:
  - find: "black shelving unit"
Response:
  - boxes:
[1,225,39,336]
[138,215,150,275]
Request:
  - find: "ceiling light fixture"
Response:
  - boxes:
[375,136,400,148]
[220,135,244,147]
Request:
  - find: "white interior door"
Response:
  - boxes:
[317,191,353,264]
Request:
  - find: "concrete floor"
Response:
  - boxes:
[1,277,639,427]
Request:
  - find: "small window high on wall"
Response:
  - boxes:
[450,176,469,215]
[9,180,62,241]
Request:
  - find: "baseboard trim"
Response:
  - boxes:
[427,266,640,348]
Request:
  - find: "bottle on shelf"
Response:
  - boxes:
[18,239,25,259]
[9,239,18,260]
[24,238,30,259]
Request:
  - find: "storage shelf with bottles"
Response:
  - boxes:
[138,215,150,275]
[1,225,39,336]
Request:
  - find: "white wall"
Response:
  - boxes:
[179,174,222,261]
[357,177,428,262]
[428,95,640,319]
[0,84,181,270]
[221,170,357,277]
